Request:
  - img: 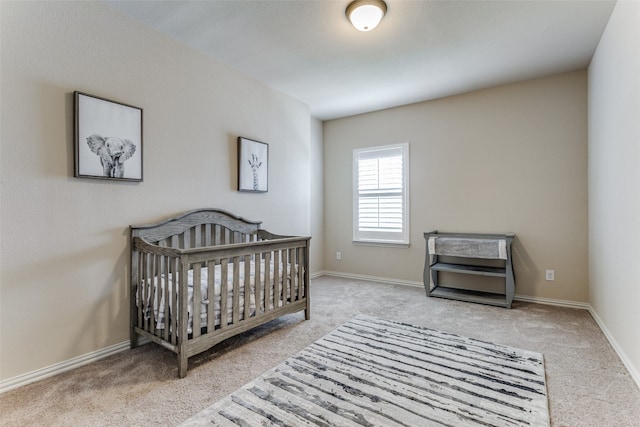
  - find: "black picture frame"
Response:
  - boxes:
[238,137,268,192]
[74,91,143,181]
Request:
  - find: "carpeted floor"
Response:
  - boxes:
[1,276,639,426]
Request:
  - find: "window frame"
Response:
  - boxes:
[352,142,410,247]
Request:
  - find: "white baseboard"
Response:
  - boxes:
[0,340,135,394]
[587,307,640,390]
[512,294,590,310]
[319,270,423,288]
[309,271,327,280]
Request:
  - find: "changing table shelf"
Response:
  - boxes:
[424,231,515,309]
[430,262,507,277]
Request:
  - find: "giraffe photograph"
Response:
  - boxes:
[237,136,268,192]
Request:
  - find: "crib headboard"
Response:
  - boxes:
[131,208,262,249]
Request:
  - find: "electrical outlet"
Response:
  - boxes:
[545,270,555,281]
[336,251,342,261]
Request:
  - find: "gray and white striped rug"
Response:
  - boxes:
[181,315,549,426]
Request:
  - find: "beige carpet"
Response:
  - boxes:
[1,276,639,426]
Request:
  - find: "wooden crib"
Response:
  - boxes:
[130,208,310,377]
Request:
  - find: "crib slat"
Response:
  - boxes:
[232,257,240,324]
[137,252,144,330]
[155,254,163,334]
[244,254,251,320]
[297,247,304,300]
[140,254,147,330]
[289,248,294,302]
[213,225,220,246]
[204,224,212,247]
[192,263,202,338]
[143,254,151,330]
[282,249,289,305]
[264,251,272,312]
[156,254,165,327]
[286,249,291,302]
[163,256,170,341]
[183,230,190,249]
[207,260,215,331]
[290,248,296,304]
[220,259,228,329]
[255,253,262,314]
[149,254,158,335]
[177,260,189,365]
[171,257,179,345]
[273,250,280,308]
[193,225,202,249]
[293,248,299,301]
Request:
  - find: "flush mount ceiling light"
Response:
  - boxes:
[346,0,388,32]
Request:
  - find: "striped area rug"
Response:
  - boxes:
[180,315,550,426]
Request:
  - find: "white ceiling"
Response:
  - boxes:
[105,0,616,120]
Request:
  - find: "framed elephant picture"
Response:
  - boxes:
[238,137,268,192]
[74,91,143,181]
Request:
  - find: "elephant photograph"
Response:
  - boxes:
[74,91,143,181]
[86,134,136,178]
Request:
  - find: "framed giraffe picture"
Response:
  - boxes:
[238,137,269,192]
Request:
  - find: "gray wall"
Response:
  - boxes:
[588,0,640,386]
[0,2,312,381]
[323,71,588,302]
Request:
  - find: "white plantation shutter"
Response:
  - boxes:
[353,143,409,245]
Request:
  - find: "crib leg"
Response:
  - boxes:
[130,327,139,349]
[178,352,188,378]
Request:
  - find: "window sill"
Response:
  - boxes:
[352,240,410,249]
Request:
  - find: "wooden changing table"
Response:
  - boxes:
[423,231,515,308]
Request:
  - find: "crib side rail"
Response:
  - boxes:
[188,239,309,336]
[130,232,311,377]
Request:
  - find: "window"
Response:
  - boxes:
[353,143,409,246]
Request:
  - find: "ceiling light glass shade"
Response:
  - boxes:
[346,0,387,32]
